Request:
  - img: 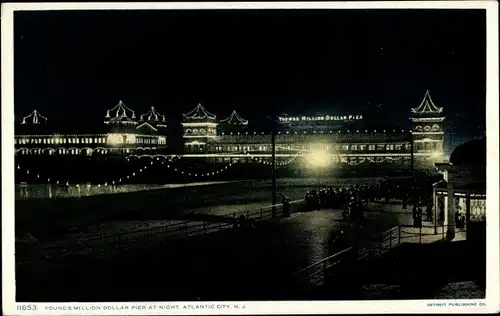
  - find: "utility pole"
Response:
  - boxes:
[410,137,414,176]
[271,120,277,219]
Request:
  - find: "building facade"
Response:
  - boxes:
[15,101,168,157]
[14,91,446,169]
[180,91,446,168]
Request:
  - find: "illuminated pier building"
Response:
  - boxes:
[15,101,168,157]
[15,91,445,170]
[179,91,445,169]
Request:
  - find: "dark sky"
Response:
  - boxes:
[14,9,486,131]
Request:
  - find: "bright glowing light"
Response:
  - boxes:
[306,149,330,168]
[107,133,124,145]
[431,151,443,159]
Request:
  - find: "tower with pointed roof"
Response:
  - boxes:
[20,110,48,125]
[218,110,248,134]
[182,103,218,152]
[138,106,167,129]
[411,90,446,165]
[104,100,137,126]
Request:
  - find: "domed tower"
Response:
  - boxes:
[103,100,138,146]
[182,103,218,153]
[218,110,248,134]
[411,90,445,166]
[104,100,137,128]
[138,106,167,130]
[20,109,48,125]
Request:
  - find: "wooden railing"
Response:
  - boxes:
[291,224,467,287]
[17,199,305,267]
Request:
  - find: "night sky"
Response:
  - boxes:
[14,9,486,133]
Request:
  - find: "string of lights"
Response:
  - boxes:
[15,154,300,185]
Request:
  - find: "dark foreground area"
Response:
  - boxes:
[300,238,486,300]
[17,207,407,302]
[17,226,486,302]
[17,222,301,302]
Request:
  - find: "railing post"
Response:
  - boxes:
[419,225,422,244]
[398,226,401,244]
[323,260,328,284]
[379,233,383,255]
[441,225,444,240]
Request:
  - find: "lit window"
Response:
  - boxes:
[359,145,366,151]
[351,145,358,151]
[368,145,375,151]
[386,145,394,150]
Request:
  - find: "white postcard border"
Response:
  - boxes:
[2,1,499,315]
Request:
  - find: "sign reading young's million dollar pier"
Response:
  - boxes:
[278,114,363,122]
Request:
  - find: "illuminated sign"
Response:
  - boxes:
[278,115,363,122]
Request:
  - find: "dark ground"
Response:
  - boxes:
[16,207,409,302]
[17,221,305,302]
[303,235,487,300]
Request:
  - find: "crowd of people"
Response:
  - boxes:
[301,174,443,225]
[232,174,445,231]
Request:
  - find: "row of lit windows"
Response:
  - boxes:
[16,137,106,145]
[15,136,166,146]
[415,142,441,150]
[137,138,156,144]
[218,129,409,136]
[414,124,441,132]
[211,144,410,152]
[17,148,109,155]
[185,128,217,135]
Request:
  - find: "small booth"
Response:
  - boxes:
[433,137,486,241]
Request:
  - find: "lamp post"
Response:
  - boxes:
[271,127,277,218]
[265,115,279,219]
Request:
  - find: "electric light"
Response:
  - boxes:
[107,133,124,145]
[306,149,330,168]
